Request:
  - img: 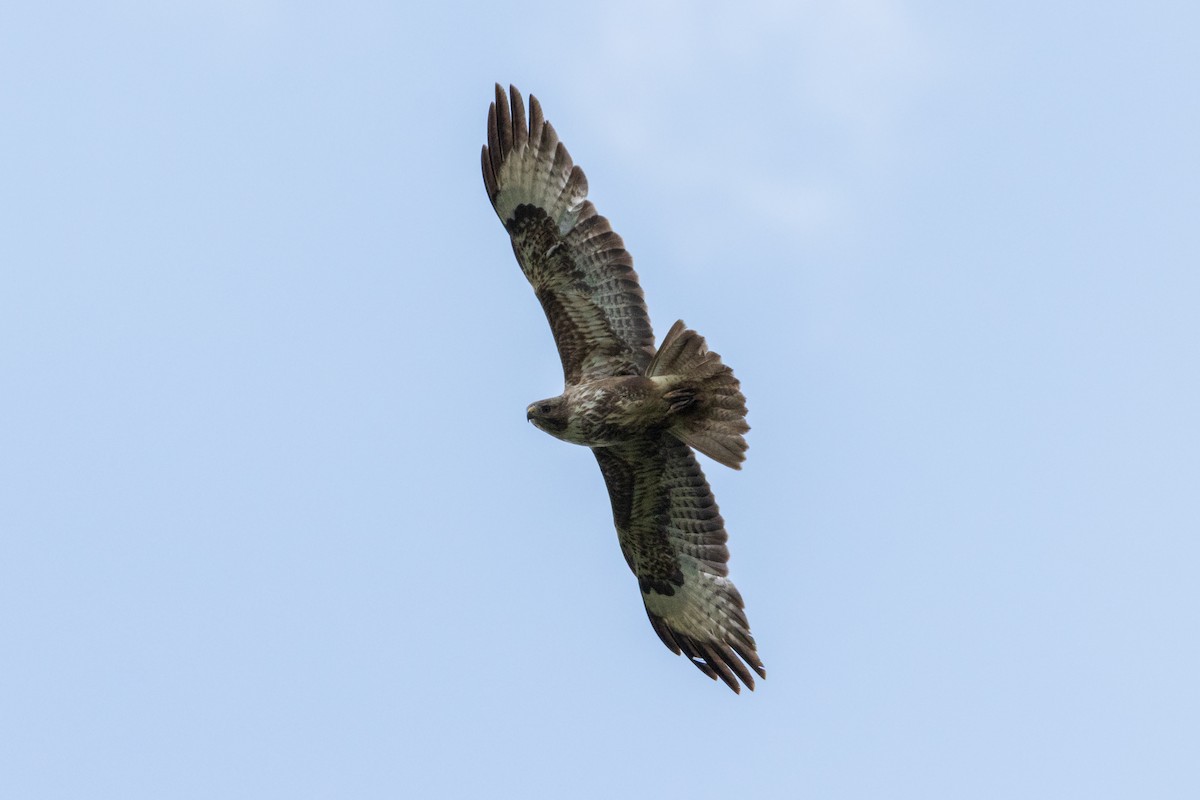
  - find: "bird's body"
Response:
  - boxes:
[530,376,667,447]
[482,85,764,692]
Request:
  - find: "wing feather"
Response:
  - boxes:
[482,84,655,382]
[594,437,765,693]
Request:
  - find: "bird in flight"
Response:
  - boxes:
[481,85,764,692]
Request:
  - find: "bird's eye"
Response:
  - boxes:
[540,403,553,414]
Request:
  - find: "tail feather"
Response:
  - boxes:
[647,320,749,469]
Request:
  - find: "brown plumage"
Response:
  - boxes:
[482,84,764,692]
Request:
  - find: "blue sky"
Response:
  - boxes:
[2,1,1198,797]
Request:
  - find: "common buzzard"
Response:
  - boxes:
[482,85,764,692]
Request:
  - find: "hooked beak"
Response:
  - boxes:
[526,405,536,422]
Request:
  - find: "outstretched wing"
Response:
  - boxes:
[593,437,765,692]
[482,84,655,383]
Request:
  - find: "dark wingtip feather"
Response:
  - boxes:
[494,83,512,156]
[647,608,763,693]
[529,93,544,134]
[508,85,527,151]
[485,99,501,189]
[481,144,497,200]
[700,644,744,693]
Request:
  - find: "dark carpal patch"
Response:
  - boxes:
[638,568,685,596]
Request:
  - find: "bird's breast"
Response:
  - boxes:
[560,376,667,447]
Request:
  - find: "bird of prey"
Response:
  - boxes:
[481,84,764,692]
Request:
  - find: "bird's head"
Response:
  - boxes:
[526,395,568,437]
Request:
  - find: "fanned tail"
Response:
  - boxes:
[646,320,749,469]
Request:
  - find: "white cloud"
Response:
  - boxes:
[551,0,931,251]
[111,0,285,37]
[585,0,929,144]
